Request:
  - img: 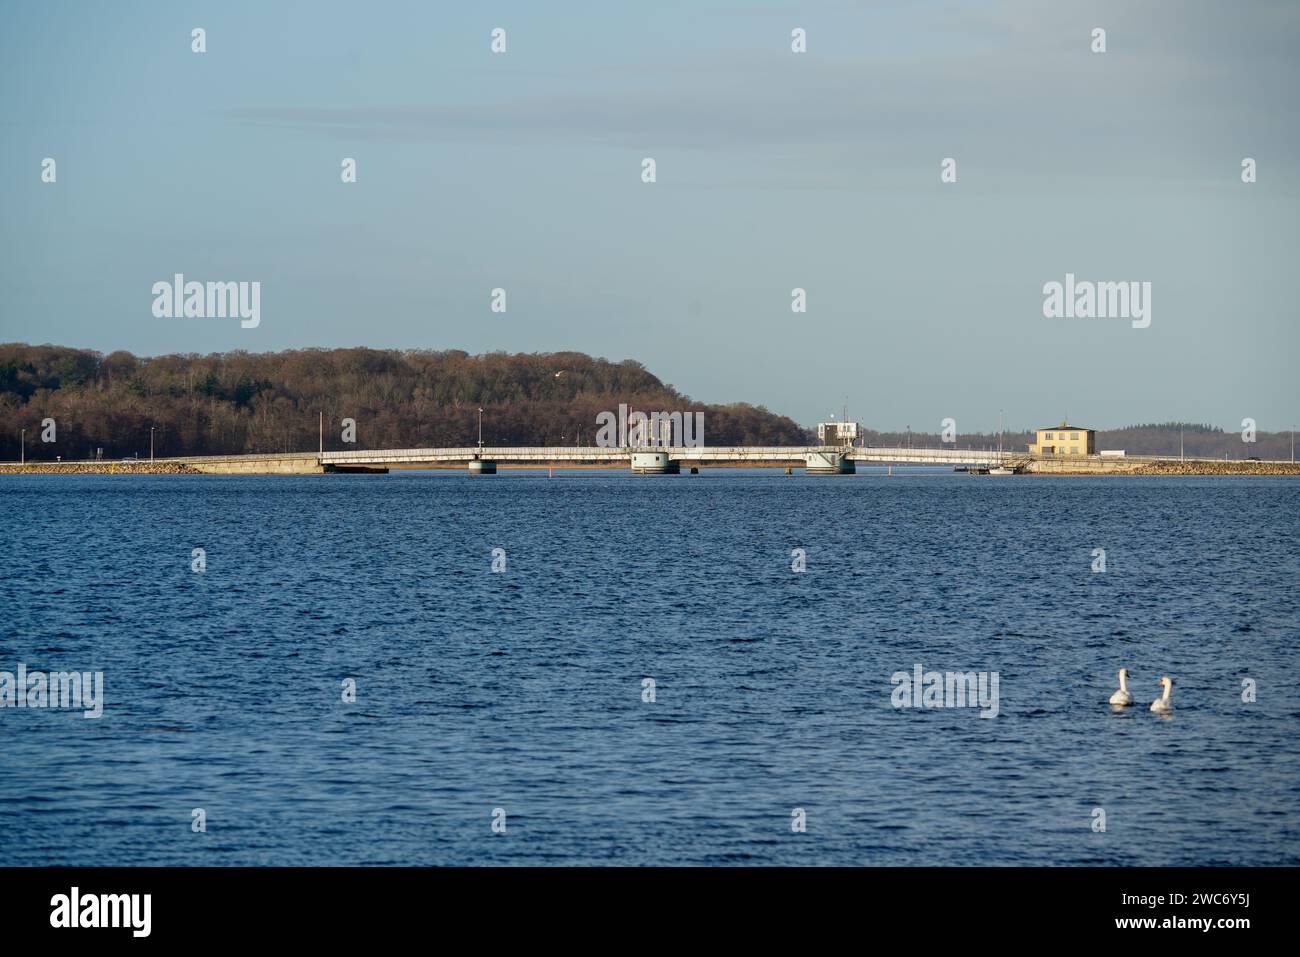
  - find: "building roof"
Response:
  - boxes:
[1038,423,1094,432]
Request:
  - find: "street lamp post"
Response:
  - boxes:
[150,426,155,463]
[20,428,25,466]
[477,408,484,450]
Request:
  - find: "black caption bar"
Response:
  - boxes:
[0,866,1278,943]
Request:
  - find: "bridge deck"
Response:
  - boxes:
[168,445,1026,467]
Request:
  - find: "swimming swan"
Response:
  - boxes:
[1150,676,1174,714]
[1108,668,1132,706]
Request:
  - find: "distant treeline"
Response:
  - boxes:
[1,343,1291,461]
[867,425,1295,461]
[0,344,809,459]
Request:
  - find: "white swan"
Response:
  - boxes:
[1150,676,1174,714]
[1108,668,1132,706]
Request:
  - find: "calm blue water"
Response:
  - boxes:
[1,471,1297,866]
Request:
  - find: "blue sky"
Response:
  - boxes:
[1,0,1296,431]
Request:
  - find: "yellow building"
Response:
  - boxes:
[1029,422,1096,456]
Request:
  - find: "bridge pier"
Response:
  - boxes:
[468,459,497,475]
[631,451,680,474]
[805,450,855,474]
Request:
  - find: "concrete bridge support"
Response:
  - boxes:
[631,451,680,474]
[805,450,856,474]
[468,459,497,474]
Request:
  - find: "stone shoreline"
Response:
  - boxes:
[1132,461,1300,475]
[1027,460,1300,476]
[0,462,202,474]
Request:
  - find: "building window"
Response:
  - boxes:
[1045,433,1053,440]
[1071,432,1079,440]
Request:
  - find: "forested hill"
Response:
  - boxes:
[0,344,810,459]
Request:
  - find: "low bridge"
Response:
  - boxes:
[166,445,1024,475]
[10,447,1291,475]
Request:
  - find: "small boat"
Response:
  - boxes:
[988,411,1014,474]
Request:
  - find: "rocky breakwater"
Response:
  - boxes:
[0,461,201,474]
[1129,460,1300,476]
